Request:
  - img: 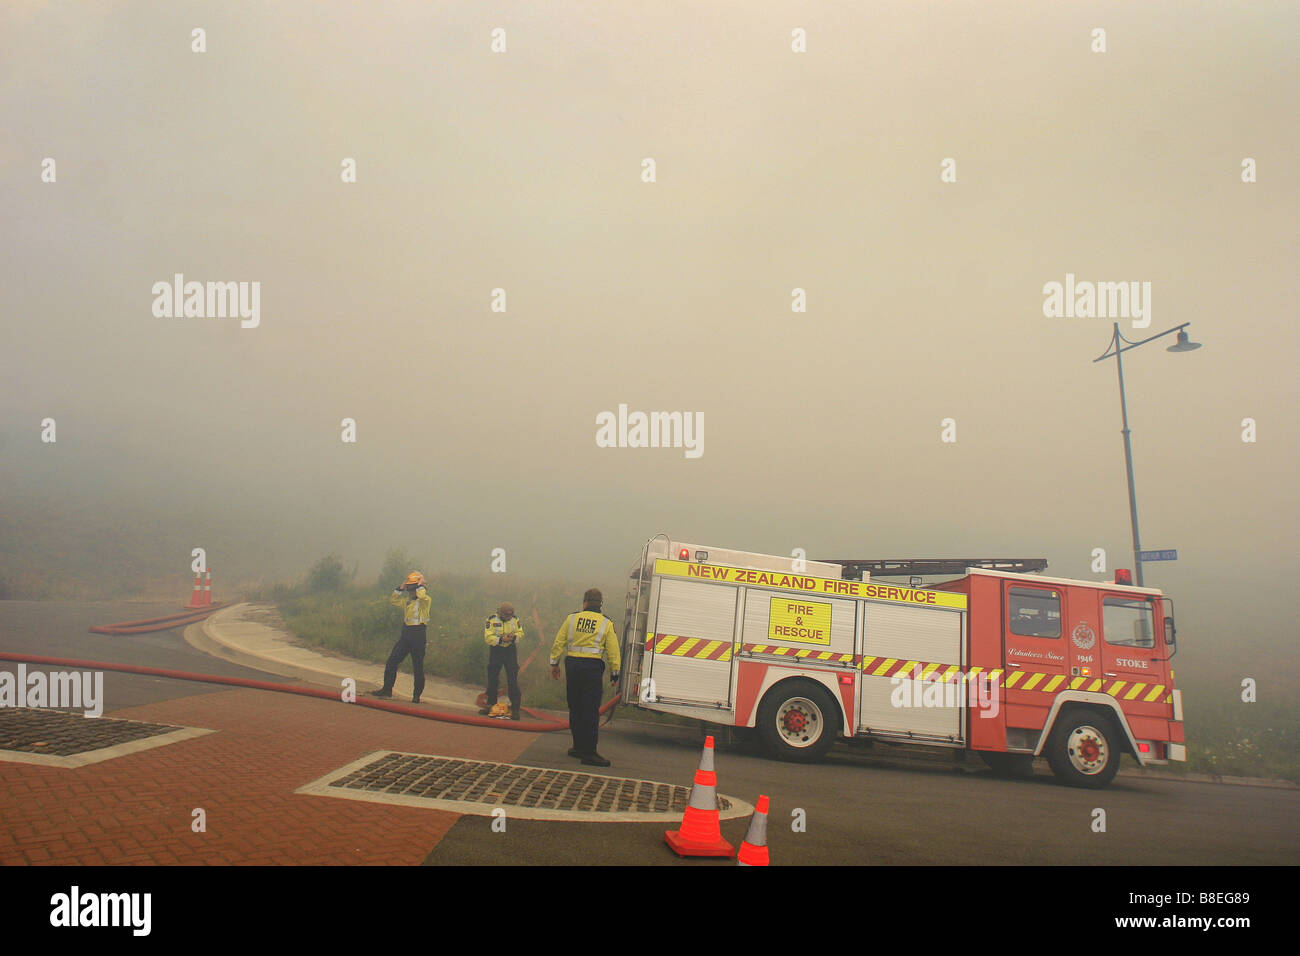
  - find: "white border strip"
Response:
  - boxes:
[0,725,215,768]
[296,750,754,823]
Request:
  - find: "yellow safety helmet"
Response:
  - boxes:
[404,571,426,587]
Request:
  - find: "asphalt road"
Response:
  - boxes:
[3,600,1296,866]
[426,717,1300,865]
[0,599,303,710]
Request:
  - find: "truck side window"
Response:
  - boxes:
[1103,597,1154,649]
[1008,587,1061,638]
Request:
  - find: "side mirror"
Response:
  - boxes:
[1164,616,1176,646]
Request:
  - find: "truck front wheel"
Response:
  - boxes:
[1044,708,1122,789]
[756,680,841,763]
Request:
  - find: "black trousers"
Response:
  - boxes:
[383,624,427,698]
[486,643,520,710]
[565,657,605,755]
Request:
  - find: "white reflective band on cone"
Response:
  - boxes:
[687,780,719,811]
[698,745,715,773]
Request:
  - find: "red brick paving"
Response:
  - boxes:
[0,688,539,865]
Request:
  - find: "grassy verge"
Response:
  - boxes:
[1173,671,1297,782]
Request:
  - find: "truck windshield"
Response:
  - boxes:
[1103,597,1155,649]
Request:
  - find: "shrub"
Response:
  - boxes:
[305,553,351,593]
[378,548,422,592]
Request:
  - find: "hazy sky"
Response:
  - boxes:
[2,3,1296,655]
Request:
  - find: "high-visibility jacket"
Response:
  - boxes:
[550,609,620,670]
[390,587,432,626]
[484,614,525,647]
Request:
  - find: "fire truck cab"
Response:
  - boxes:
[620,534,1185,788]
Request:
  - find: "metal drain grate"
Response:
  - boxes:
[0,708,181,756]
[298,751,753,823]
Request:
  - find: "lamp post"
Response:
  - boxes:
[1093,322,1201,587]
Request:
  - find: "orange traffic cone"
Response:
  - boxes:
[664,735,734,858]
[201,570,212,607]
[185,573,204,609]
[736,795,770,866]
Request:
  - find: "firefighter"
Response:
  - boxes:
[370,571,432,703]
[479,602,524,720]
[550,587,620,767]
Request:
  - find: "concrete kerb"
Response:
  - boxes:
[185,603,479,711]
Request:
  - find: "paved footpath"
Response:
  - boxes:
[0,600,539,865]
[0,687,539,865]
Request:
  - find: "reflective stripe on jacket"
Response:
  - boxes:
[484,614,525,647]
[390,587,432,626]
[550,610,620,670]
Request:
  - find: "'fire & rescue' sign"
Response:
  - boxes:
[768,597,832,645]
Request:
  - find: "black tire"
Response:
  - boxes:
[756,679,842,763]
[978,751,1036,778]
[1044,707,1123,789]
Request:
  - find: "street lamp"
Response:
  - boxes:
[1093,322,1202,587]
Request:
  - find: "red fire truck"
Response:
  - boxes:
[620,534,1185,788]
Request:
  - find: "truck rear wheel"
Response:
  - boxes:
[756,680,841,763]
[1044,707,1122,789]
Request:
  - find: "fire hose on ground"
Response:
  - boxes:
[88,604,229,635]
[0,650,620,732]
[17,594,621,732]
